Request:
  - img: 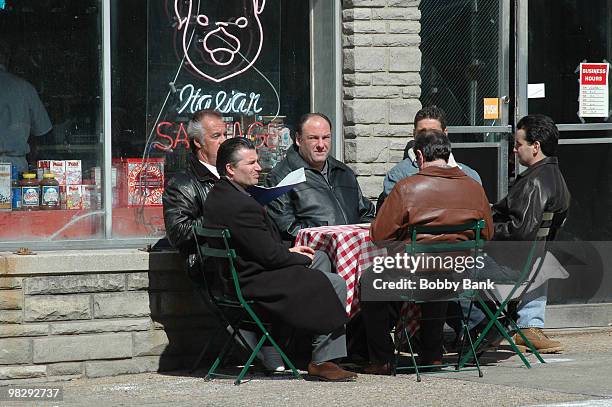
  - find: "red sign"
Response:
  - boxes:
[580,63,609,85]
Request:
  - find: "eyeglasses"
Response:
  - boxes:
[410,150,418,168]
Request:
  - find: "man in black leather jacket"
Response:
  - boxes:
[492,114,570,353]
[265,113,375,242]
[162,109,226,264]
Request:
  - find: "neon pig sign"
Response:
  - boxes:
[174,0,266,83]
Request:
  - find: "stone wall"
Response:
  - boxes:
[342,0,422,199]
[0,250,216,383]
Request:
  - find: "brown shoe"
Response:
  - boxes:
[363,362,393,376]
[513,328,564,354]
[307,362,358,382]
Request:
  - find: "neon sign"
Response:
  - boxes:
[174,0,266,83]
[178,84,263,115]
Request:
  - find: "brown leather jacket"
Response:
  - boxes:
[371,166,494,243]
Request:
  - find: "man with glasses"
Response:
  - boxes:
[378,106,481,210]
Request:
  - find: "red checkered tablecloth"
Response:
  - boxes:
[295,224,421,338]
[295,224,384,317]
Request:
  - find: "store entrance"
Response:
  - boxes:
[516,0,612,305]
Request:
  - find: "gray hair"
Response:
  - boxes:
[186,109,222,152]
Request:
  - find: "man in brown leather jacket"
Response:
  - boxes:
[362,129,494,374]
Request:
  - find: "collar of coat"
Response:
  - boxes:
[516,156,559,181]
[415,165,468,179]
[284,144,347,174]
[188,152,217,182]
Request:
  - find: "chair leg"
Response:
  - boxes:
[458,297,505,368]
[459,299,533,369]
[463,321,483,377]
[206,324,239,380]
[403,327,421,382]
[235,334,266,385]
[264,332,301,379]
[191,324,223,373]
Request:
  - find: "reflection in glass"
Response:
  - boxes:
[528,0,612,124]
[0,0,103,242]
[420,0,501,126]
[111,0,310,238]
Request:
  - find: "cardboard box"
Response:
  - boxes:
[37,160,66,185]
[81,184,99,210]
[66,185,83,210]
[0,163,11,210]
[65,160,82,185]
[113,158,164,207]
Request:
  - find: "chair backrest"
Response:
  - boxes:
[192,225,246,304]
[539,210,568,242]
[406,219,486,256]
[401,220,487,302]
[490,211,565,302]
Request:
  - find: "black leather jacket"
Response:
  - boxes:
[493,156,570,241]
[162,153,217,256]
[265,145,376,241]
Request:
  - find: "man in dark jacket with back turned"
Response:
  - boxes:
[162,109,226,274]
[203,137,357,381]
[265,113,375,242]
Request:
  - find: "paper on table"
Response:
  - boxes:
[248,167,306,205]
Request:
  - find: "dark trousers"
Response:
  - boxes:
[361,301,449,363]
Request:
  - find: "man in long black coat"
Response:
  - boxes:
[203,137,357,381]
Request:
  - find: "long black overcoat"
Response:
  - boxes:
[202,178,348,335]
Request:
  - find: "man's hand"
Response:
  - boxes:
[289,245,315,260]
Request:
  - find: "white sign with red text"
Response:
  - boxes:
[579,62,609,117]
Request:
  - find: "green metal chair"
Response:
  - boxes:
[394,220,487,381]
[191,225,301,385]
[458,211,567,369]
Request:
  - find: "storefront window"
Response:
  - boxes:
[110,0,310,239]
[528,0,612,124]
[0,0,104,242]
[420,0,502,126]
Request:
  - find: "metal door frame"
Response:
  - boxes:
[516,0,612,173]
[448,0,512,201]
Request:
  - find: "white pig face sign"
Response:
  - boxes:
[174,0,266,83]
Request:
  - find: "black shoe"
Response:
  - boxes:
[468,321,504,355]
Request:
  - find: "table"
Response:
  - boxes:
[295,224,384,317]
[294,224,420,335]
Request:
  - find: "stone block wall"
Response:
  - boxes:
[0,250,216,383]
[342,0,422,199]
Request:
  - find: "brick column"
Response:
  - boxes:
[342,0,422,199]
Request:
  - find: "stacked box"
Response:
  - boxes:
[37,160,66,185]
[0,163,11,210]
[65,160,82,185]
[113,158,164,207]
[66,185,83,210]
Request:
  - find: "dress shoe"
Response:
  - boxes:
[363,361,394,376]
[513,327,563,354]
[467,321,504,355]
[307,362,358,382]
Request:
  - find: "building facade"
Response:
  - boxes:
[0,0,611,380]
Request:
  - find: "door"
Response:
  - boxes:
[516,0,612,308]
[419,0,512,202]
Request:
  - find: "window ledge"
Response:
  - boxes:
[0,249,182,276]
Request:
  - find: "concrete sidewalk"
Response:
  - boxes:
[4,328,612,407]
